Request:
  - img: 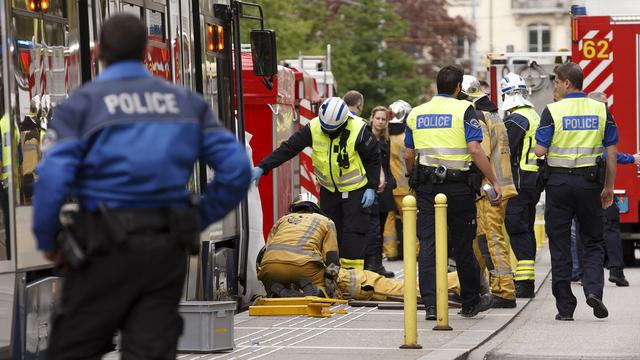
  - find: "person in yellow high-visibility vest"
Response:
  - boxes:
[253,97,381,270]
[501,73,542,299]
[534,62,617,321]
[461,75,519,308]
[405,64,501,320]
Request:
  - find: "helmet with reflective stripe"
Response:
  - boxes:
[289,192,323,215]
[462,75,485,100]
[389,99,412,123]
[319,97,349,131]
[500,72,528,95]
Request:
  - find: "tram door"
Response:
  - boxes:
[8,0,83,270]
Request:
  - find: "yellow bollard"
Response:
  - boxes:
[400,195,422,349]
[433,193,452,331]
[534,201,546,248]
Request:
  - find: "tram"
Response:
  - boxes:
[0,0,276,356]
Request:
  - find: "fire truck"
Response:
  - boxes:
[488,3,640,262]
[0,0,278,356]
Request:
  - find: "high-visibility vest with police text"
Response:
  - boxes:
[407,96,472,170]
[310,117,368,192]
[547,97,606,168]
[512,106,540,172]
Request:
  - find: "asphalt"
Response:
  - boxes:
[475,256,640,360]
[160,248,553,360]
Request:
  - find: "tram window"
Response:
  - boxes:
[122,3,143,18]
[43,21,65,46]
[146,9,165,43]
[0,31,10,262]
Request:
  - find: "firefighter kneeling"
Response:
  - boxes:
[257,193,403,300]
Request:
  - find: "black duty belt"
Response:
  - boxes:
[422,166,470,183]
[548,166,597,176]
[84,207,171,234]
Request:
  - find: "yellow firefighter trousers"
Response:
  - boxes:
[474,198,515,300]
[337,268,404,301]
[382,195,419,259]
[258,262,327,296]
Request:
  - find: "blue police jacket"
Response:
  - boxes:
[33,61,252,251]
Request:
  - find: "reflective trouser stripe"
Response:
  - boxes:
[515,260,535,281]
[340,258,364,270]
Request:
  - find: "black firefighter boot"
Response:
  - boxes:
[365,253,395,278]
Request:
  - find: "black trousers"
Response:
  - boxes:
[364,196,388,257]
[415,181,480,309]
[603,202,624,275]
[545,173,604,316]
[505,188,540,272]
[320,186,370,267]
[48,232,187,359]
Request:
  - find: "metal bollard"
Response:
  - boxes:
[433,193,452,331]
[534,201,546,248]
[400,195,422,349]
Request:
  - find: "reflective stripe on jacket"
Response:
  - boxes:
[512,107,540,172]
[407,97,472,170]
[310,117,368,192]
[547,98,606,168]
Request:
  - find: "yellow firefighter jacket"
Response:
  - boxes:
[261,212,338,267]
[478,110,518,200]
[389,129,410,196]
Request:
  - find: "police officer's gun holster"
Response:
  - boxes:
[536,159,550,192]
[468,164,483,194]
[57,203,87,270]
[594,156,606,185]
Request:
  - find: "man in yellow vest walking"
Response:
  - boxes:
[501,73,542,299]
[461,75,519,308]
[405,65,501,320]
[535,63,617,321]
[253,97,381,270]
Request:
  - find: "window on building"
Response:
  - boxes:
[528,23,551,52]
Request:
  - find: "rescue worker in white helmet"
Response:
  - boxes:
[257,193,341,297]
[253,97,381,270]
[382,100,413,261]
[461,75,519,308]
[501,72,542,298]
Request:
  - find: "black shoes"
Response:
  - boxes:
[364,254,395,278]
[586,294,608,319]
[515,280,535,298]
[555,313,574,321]
[298,278,323,297]
[491,295,517,308]
[608,273,629,287]
[270,283,301,298]
[459,293,494,317]
[425,306,437,321]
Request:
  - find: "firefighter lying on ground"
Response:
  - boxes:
[257,193,404,300]
[257,193,462,301]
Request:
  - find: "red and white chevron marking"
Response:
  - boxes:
[579,30,614,110]
[299,99,320,198]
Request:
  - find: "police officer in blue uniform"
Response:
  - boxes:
[33,15,252,359]
[405,65,500,320]
[535,63,618,321]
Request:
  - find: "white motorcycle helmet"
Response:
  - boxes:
[389,100,412,123]
[500,72,528,95]
[500,72,534,111]
[319,97,349,131]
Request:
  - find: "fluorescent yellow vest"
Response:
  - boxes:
[547,97,606,168]
[407,96,472,170]
[512,107,540,172]
[310,116,368,192]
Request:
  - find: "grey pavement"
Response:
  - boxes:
[475,256,640,360]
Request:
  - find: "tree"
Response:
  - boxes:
[387,0,476,79]
[242,0,426,116]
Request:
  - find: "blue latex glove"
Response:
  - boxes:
[251,166,264,186]
[361,188,375,208]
